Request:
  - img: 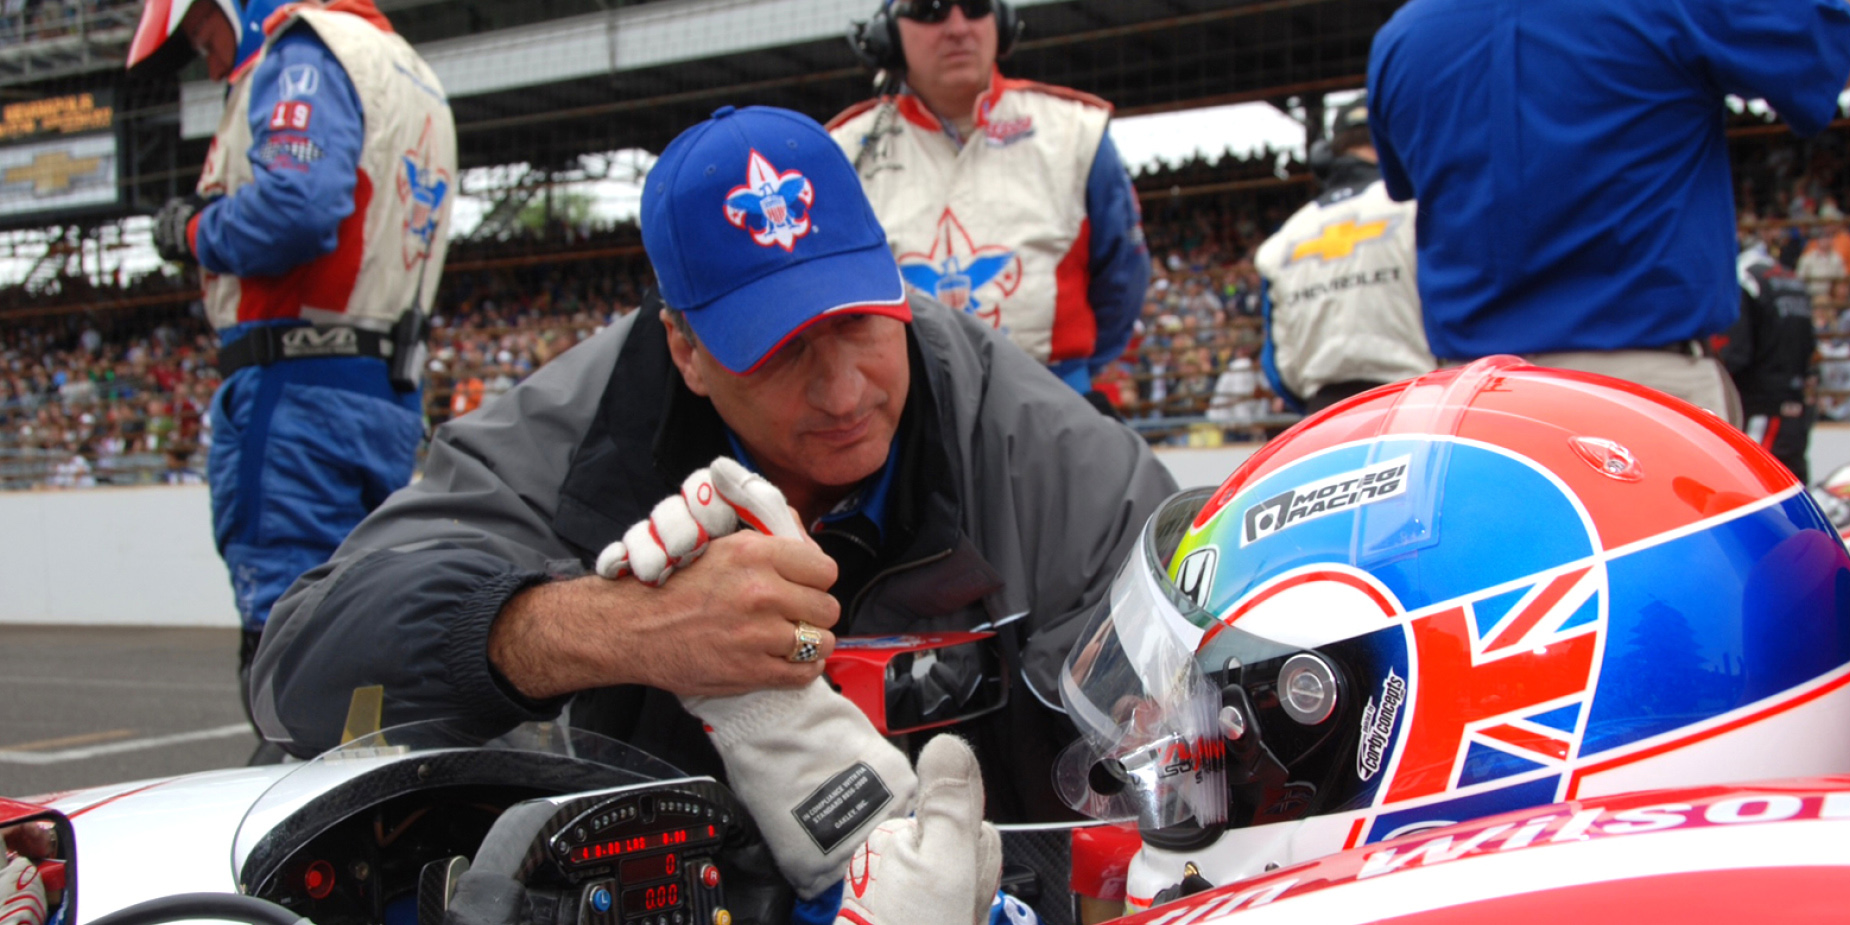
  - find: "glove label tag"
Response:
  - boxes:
[792,761,894,853]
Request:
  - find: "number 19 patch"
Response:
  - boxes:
[269,101,312,131]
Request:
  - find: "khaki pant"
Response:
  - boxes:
[1447,349,1743,428]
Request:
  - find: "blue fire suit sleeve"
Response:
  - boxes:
[1083,131,1150,376]
[191,28,364,279]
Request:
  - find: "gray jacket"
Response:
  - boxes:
[251,294,1176,820]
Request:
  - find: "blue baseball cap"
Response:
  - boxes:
[641,105,910,375]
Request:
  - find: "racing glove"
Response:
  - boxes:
[152,195,206,266]
[594,457,799,585]
[0,855,46,925]
[684,679,918,900]
[837,736,1002,925]
[592,456,918,899]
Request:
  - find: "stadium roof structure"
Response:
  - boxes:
[169,0,1402,171]
[5,0,1402,234]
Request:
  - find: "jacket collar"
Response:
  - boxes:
[896,66,1011,139]
[264,0,394,37]
[1316,156,1384,206]
[232,0,394,83]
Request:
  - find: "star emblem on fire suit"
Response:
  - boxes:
[724,150,815,251]
[895,208,1022,328]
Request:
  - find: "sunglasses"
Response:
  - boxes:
[893,0,994,24]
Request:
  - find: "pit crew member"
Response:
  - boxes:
[832,0,1150,395]
[1718,246,1819,481]
[1255,96,1432,413]
[1368,0,1850,423]
[126,0,456,705]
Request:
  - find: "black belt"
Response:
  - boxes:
[216,324,393,376]
[1644,338,1709,358]
[1444,339,1712,366]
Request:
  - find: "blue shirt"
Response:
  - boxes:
[1368,0,1850,360]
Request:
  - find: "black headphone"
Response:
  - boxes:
[848,0,1022,74]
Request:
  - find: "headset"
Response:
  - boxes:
[848,0,1022,74]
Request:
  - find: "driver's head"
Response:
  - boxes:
[643,106,911,503]
[1059,357,1850,878]
[127,0,299,81]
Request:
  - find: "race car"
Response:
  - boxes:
[9,723,1850,925]
[16,720,795,925]
[10,358,1849,925]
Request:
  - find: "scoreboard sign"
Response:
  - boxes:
[0,91,119,221]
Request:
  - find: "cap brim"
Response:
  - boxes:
[684,240,911,375]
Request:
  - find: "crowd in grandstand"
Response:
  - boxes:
[6,134,1850,487]
[0,0,136,44]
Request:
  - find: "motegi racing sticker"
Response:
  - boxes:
[1242,456,1410,546]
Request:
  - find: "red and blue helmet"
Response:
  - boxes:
[1058,356,1850,884]
[127,0,292,77]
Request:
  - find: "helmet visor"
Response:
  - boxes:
[1054,489,1228,829]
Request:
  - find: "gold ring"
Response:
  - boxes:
[787,621,823,663]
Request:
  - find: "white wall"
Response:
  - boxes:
[6,428,1848,627]
[0,446,1266,629]
[1,485,238,627]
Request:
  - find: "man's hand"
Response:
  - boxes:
[491,530,839,699]
[153,196,205,265]
[837,736,1002,925]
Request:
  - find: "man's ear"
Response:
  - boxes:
[662,309,710,397]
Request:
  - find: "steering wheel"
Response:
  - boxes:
[439,777,792,925]
[83,895,307,925]
[95,776,791,925]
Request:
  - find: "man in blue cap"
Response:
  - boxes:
[251,106,1176,838]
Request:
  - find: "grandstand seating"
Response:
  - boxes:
[6,131,1850,488]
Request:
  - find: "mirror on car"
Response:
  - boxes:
[824,631,1009,735]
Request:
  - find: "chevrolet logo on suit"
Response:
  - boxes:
[1255,158,1435,413]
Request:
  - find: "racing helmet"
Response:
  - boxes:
[1057,357,1850,891]
[127,0,290,77]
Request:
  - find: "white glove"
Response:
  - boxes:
[837,736,1002,925]
[598,459,908,897]
[684,679,917,899]
[594,456,802,584]
[0,856,46,925]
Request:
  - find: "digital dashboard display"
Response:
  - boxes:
[569,828,690,865]
[621,882,681,915]
[619,852,677,883]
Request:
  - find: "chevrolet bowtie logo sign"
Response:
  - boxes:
[1289,218,1391,263]
[5,150,101,195]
